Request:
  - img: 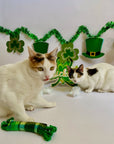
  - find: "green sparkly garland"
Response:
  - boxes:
[0,26,38,42]
[95,21,114,37]
[0,21,114,44]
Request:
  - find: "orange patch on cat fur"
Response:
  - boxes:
[29,55,44,71]
[45,54,56,65]
[28,46,58,70]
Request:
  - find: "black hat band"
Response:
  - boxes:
[86,51,100,57]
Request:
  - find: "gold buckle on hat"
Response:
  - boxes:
[90,52,96,57]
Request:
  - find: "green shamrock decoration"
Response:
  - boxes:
[57,43,79,63]
[56,58,73,74]
[50,43,79,87]
[6,35,24,53]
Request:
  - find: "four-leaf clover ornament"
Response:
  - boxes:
[57,43,79,63]
[6,35,24,53]
[50,43,79,87]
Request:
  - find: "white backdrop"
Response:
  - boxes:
[0,1,114,144]
[0,0,114,66]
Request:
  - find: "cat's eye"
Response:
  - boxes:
[37,67,44,71]
[50,66,55,71]
[77,73,82,78]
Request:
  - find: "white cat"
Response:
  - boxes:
[0,47,58,121]
[68,63,114,93]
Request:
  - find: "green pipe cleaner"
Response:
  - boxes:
[39,29,67,44]
[0,21,113,44]
[1,117,57,141]
[95,21,114,37]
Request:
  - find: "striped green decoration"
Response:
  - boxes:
[1,117,57,141]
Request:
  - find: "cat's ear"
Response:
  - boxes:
[48,47,58,58]
[28,46,36,57]
[78,64,84,73]
[67,66,71,73]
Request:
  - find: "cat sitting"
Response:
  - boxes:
[0,47,58,121]
[68,63,114,93]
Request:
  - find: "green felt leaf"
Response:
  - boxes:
[51,78,61,87]
[6,35,25,53]
[62,77,78,87]
[57,43,79,63]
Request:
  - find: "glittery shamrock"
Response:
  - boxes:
[56,58,72,74]
[50,57,77,87]
[57,43,79,63]
[50,43,79,87]
[6,35,24,53]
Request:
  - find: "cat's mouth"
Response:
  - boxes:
[43,78,49,81]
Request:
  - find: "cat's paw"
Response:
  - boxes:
[45,102,56,108]
[98,89,105,93]
[25,105,34,111]
[85,89,92,93]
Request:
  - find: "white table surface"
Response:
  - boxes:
[0,85,114,144]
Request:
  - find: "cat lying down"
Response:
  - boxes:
[0,47,58,121]
[68,63,114,93]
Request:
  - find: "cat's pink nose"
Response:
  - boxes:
[43,76,49,81]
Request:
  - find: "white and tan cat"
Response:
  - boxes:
[68,63,114,93]
[0,47,58,121]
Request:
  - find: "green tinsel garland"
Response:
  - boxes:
[39,29,67,44]
[0,26,38,42]
[95,21,114,37]
[0,21,113,44]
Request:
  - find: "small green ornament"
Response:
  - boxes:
[82,37,104,58]
[6,35,24,53]
[57,43,79,63]
[33,41,49,54]
[1,117,57,141]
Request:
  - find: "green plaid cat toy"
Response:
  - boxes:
[1,117,57,141]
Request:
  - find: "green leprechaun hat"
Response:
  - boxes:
[82,37,104,58]
[33,41,49,54]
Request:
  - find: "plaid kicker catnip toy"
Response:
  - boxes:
[1,117,57,141]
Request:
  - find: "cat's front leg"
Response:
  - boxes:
[98,89,106,93]
[6,93,34,121]
[11,103,34,121]
[31,96,56,108]
[25,105,34,111]
[31,90,56,108]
